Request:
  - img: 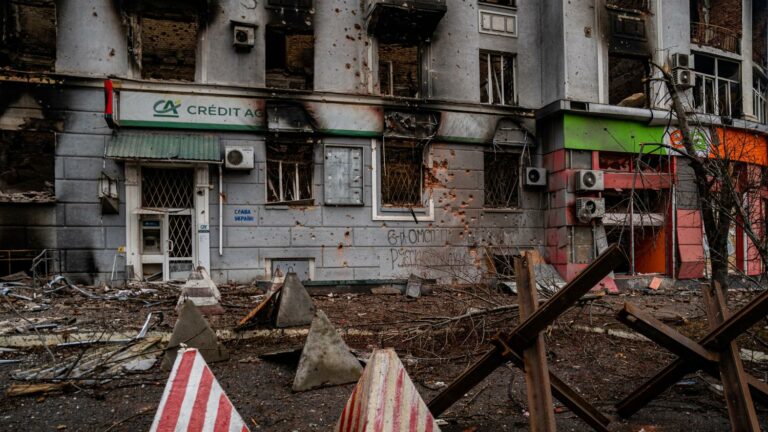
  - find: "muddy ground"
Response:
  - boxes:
[0,279,767,431]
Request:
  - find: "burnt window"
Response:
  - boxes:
[0,130,55,203]
[139,15,199,81]
[0,1,56,72]
[692,53,742,118]
[480,51,516,106]
[379,43,421,98]
[606,0,649,12]
[266,139,314,204]
[380,139,424,207]
[484,151,521,209]
[608,54,649,107]
[266,26,314,90]
[478,0,516,7]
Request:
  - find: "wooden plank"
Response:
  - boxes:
[515,252,556,432]
[235,285,283,329]
[702,283,760,431]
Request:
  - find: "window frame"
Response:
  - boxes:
[378,138,425,210]
[371,139,434,222]
[265,139,315,205]
[754,71,768,124]
[479,50,517,106]
[692,53,742,118]
[482,149,523,211]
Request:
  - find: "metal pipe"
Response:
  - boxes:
[218,164,223,256]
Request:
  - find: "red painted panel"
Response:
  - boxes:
[677,227,704,245]
[548,170,570,192]
[677,209,702,227]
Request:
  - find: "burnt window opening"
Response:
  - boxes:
[480,51,516,106]
[0,130,55,203]
[0,1,56,72]
[484,151,521,209]
[266,139,314,204]
[478,0,516,8]
[137,14,199,81]
[381,139,424,207]
[598,152,670,173]
[379,43,422,98]
[693,53,742,118]
[690,0,742,54]
[754,0,767,66]
[608,54,650,107]
[605,0,649,12]
[266,26,314,90]
[603,189,666,214]
[141,167,194,209]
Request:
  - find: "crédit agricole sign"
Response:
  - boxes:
[115,90,266,131]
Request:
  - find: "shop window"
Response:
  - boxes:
[480,51,516,106]
[266,139,314,204]
[138,15,199,81]
[693,53,742,118]
[266,26,314,90]
[141,168,193,209]
[484,151,521,209]
[0,130,55,203]
[380,139,424,207]
[609,55,649,107]
[379,43,422,98]
[0,1,56,72]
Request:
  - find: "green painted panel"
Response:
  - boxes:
[563,114,668,154]
[107,133,221,162]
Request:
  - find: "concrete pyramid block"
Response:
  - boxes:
[275,272,315,328]
[162,300,229,370]
[292,310,363,392]
[177,267,224,315]
[335,348,441,432]
[151,348,250,432]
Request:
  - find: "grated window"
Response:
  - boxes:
[484,152,521,209]
[141,168,193,209]
[381,139,423,207]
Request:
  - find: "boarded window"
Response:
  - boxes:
[381,139,423,207]
[267,140,314,203]
[480,51,516,106]
[266,26,314,90]
[0,130,55,203]
[141,168,193,209]
[140,16,199,81]
[0,1,56,71]
[608,55,649,107]
[379,43,421,98]
[324,146,363,205]
[484,151,520,209]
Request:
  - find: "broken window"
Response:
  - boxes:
[138,14,199,81]
[484,151,521,209]
[478,0,516,8]
[754,72,768,124]
[266,139,314,204]
[266,26,314,90]
[693,53,742,118]
[0,130,55,203]
[379,43,422,98]
[480,51,516,106]
[0,0,56,71]
[608,55,649,107]
[380,139,424,207]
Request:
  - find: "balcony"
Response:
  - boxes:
[690,22,741,54]
[365,0,447,43]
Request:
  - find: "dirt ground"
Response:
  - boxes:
[0,278,767,431]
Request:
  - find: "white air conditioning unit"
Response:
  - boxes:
[574,170,604,191]
[670,53,691,69]
[233,25,256,50]
[673,69,693,88]
[225,146,254,170]
[524,167,547,187]
[574,197,605,223]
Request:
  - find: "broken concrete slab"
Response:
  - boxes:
[293,310,363,392]
[275,272,315,328]
[405,274,422,298]
[162,300,228,370]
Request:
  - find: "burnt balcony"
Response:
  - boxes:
[365,0,447,43]
[691,22,741,54]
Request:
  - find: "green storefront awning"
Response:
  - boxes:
[106,134,221,163]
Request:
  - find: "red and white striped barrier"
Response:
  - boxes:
[336,348,441,432]
[150,348,249,432]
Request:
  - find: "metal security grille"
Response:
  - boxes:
[141,168,194,209]
[484,152,521,208]
[168,215,192,258]
[381,139,423,207]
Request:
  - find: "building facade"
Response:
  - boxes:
[0,0,766,286]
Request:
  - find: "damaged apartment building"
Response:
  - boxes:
[0,0,766,287]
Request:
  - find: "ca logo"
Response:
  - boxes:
[153,99,181,118]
